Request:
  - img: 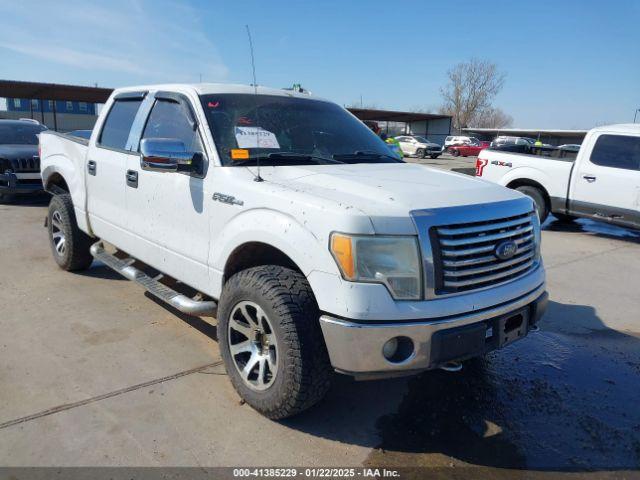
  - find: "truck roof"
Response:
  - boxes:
[589,124,640,134]
[111,83,330,102]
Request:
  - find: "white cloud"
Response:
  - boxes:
[0,0,229,85]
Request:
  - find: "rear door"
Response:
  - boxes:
[86,92,145,244]
[123,91,212,293]
[570,133,640,228]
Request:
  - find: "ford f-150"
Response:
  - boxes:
[476,124,640,228]
[39,83,547,418]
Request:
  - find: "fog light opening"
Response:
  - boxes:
[382,336,414,364]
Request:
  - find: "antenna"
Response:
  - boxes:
[246,25,263,182]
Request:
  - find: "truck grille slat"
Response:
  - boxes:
[437,216,531,236]
[438,224,533,247]
[443,259,535,288]
[10,157,40,172]
[443,243,534,267]
[433,212,538,294]
[441,234,534,257]
[443,250,535,277]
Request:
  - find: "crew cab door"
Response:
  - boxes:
[86,93,145,244]
[570,133,640,228]
[123,92,212,293]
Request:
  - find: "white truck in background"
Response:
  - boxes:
[39,83,547,419]
[476,124,640,228]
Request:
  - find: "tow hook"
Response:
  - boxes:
[530,325,540,332]
[439,361,463,372]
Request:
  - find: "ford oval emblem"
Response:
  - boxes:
[495,240,518,260]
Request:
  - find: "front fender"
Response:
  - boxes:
[209,208,342,298]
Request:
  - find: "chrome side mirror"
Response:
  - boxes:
[140,138,194,172]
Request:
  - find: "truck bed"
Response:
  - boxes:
[39,131,90,231]
[477,148,574,208]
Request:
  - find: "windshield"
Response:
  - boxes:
[200,94,402,166]
[0,123,46,145]
[413,136,430,143]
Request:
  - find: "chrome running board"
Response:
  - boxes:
[90,242,217,317]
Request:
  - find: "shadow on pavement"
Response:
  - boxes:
[545,215,640,244]
[75,262,127,281]
[0,193,50,207]
[282,300,640,472]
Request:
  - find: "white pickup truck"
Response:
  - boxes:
[476,124,640,228]
[40,83,547,419]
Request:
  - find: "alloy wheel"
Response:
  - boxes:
[227,300,278,391]
[51,211,67,257]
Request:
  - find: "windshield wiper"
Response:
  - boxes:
[232,152,344,166]
[332,150,403,162]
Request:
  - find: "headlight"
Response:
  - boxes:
[330,233,422,300]
[531,211,542,260]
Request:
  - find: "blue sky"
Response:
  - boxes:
[0,0,638,129]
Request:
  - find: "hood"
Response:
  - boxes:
[0,145,38,160]
[418,142,441,149]
[257,162,526,234]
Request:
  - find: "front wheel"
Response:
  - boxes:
[515,185,549,223]
[430,154,439,159]
[415,148,426,159]
[218,266,331,419]
[48,194,93,271]
[451,149,460,157]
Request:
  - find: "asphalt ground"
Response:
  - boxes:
[1,162,639,478]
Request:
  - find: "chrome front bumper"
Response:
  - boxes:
[319,283,547,379]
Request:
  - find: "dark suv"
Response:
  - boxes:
[0,119,47,202]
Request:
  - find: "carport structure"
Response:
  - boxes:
[0,80,454,143]
[348,107,452,145]
[0,79,111,131]
[462,127,589,146]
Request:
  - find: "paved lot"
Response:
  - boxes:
[405,152,477,174]
[1,168,640,476]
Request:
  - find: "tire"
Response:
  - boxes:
[430,154,439,159]
[415,148,425,159]
[47,194,93,271]
[451,149,460,157]
[515,185,549,223]
[218,265,332,419]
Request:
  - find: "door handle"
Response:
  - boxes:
[582,175,597,183]
[126,169,138,188]
[87,160,97,176]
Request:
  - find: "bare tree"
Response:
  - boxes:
[439,58,507,131]
[473,107,513,128]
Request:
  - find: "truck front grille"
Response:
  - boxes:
[433,212,537,294]
[10,157,40,172]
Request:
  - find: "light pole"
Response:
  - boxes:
[635,108,640,123]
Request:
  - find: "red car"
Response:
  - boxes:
[448,141,489,157]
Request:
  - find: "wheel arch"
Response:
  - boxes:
[506,178,551,212]
[44,171,70,194]
[223,242,303,284]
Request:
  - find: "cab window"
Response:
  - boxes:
[590,135,640,171]
[98,99,143,150]
[141,99,204,154]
